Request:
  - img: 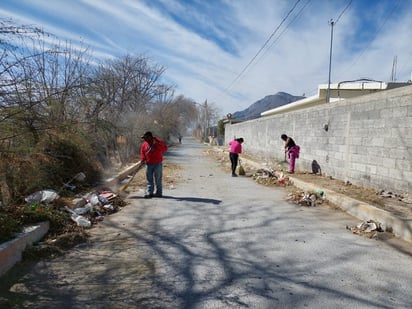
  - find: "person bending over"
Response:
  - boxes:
[228,137,244,177]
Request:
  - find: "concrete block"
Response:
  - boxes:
[0,221,49,276]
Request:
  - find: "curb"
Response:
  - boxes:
[0,221,49,276]
[239,156,412,244]
[289,177,412,244]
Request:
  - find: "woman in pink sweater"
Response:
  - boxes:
[228,138,244,177]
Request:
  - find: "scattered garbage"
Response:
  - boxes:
[57,172,87,195]
[346,219,386,239]
[63,184,76,191]
[25,189,60,204]
[287,190,325,207]
[74,172,86,182]
[252,169,291,186]
[71,214,91,227]
[88,193,100,207]
[64,206,91,227]
[60,189,123,227]
[73,204,92,215]
[103,204,114,211]
[378,190,411,204]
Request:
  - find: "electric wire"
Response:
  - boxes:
[257,0,312,67]
[334,0,352,25]
[222,0,302,94]
[337,0,402,79]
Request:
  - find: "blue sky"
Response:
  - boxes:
[1,0,412,115]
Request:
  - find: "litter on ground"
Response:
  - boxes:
[346,219,387,239]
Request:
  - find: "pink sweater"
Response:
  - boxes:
[229,140,242,154]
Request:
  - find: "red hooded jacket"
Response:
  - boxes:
[140,137,168,164]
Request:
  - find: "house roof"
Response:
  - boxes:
[261,80,411,117]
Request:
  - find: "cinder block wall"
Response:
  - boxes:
[225,85,412,194]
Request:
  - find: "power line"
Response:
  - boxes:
[334,0,352,25]
[222,0,302,93]
[257,0,312,65]
[337,0,402,79]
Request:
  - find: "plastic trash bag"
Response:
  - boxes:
[70,214,91,227]
[25,189,60,204]
[88,194,100,206]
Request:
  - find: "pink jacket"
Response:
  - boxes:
[288,145,300,159]
[229,140,242,154]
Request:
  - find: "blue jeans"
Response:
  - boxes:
[146,163,163,195]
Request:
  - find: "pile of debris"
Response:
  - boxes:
[378,190,412,204]
[346,219,387,239]
[64,190,125,227]
[252,169,291,186]
[287,189,325,207]
[25,187,126,229]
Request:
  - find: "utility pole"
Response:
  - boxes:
[203,99,208,142]
[326,19,335,103]
[390,55,397,81]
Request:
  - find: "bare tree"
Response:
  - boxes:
[193,100,221,141]
[86,54,172,164]
[0,19,91,151]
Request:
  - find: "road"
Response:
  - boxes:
[1,137,411,308]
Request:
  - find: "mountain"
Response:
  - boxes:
[232,92,305,121]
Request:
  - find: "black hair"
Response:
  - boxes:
[237,138,244,143]
[281,134,287,141]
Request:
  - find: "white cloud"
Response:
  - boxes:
[1,0,412,115]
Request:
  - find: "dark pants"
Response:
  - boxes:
[229,152,239,175]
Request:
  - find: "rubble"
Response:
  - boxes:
[377,190,411,204]
[287,190,325,207]
[346,220,386,239]
[63,189,125,226]
[252,169,291,187]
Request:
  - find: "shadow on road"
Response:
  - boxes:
[129,195,222,205]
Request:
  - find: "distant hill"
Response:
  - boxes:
[232,92,305,121]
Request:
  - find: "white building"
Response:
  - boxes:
[261,79,411,117]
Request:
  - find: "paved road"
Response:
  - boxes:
[1,137,412,308]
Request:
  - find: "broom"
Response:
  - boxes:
[281,148,288,163]
[238,158,245,176]
[120,144,153,193]
[119,161,146,192]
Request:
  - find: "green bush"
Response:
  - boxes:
[0,212,22,243]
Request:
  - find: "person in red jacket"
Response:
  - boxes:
[140,131,168,198]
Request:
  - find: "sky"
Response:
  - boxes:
[1,0,412,116]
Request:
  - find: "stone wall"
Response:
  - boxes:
[225,85,412,194]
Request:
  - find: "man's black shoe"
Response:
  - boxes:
[144,193,154,198]
[154,193,163,197]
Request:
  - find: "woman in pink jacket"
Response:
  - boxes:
[228,138,244,177]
